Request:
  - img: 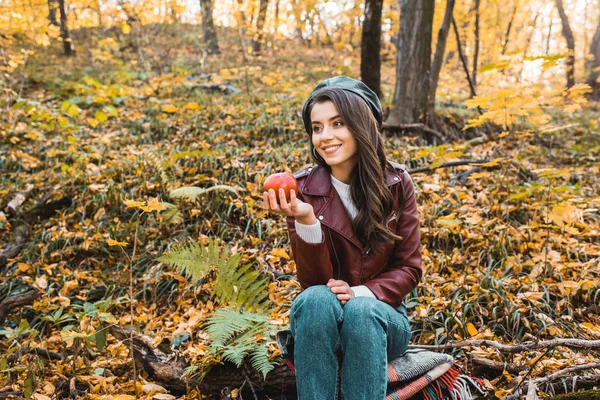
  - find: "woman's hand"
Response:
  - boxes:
[327,279,355,305]
[263,188,315,223]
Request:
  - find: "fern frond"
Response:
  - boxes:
[204,307,270,347]
[157,239,222,284]
[204,307,280,379]
[249,344,277,379]
[161,202,183,224]
[209,249,270,310]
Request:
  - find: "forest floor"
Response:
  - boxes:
[1,24,600,399]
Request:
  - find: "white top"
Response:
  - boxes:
[294,174,375,298]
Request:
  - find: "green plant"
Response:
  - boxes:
[158,239,270,310]
[204,307,278,379]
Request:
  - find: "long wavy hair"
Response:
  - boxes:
[305,87,404,254]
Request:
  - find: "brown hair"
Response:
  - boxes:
[306,87,403,254]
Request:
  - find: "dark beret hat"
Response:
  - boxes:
[301,76,383,134]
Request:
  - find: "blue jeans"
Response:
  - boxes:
[290,285,412,400]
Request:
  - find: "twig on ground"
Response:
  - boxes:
[409,338,600,353]
[0,290,41,325]
[6,347,62,363]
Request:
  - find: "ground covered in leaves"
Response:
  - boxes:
[1,24,600,399]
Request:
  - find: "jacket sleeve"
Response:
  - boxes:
[363,172,422,308]
[286,194,335,289]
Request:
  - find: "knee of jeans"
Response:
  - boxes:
[343,296,383,324]
[292,285,337,311]
[291,285,340,321]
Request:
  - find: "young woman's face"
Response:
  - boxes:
[310,100,358,173]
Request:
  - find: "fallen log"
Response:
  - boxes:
[109,325,295,397]
[0,221,30,268]
[5,185,34,216]
[0,290,41,326]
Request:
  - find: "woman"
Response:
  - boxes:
[263,76,422,400]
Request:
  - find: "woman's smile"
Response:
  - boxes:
[322,144,342,155]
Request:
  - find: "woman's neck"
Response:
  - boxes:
[330,166,352,184]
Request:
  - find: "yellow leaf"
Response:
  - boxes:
[123,199,145,208]
[35,34,51,47]
[87,118,99,128]
[140,197,165,212]
[261,76,277,86]
[17,263,31,272]
[107,238,127,247]
[122,23,131,34]
[185,102,201,110]
[476,158,505,167]
[67,104,80,117]
[467,322,478,336]
[161,104,178,113]
[95,111,108,123]
[59,280,79,296]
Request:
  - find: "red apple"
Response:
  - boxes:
[263,173,299,202]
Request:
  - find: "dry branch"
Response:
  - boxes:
[532,362,600,385]
[6,347,63,363]
[381,123,446,143]
[470,356,525,374]
[410,338,600,353]
[408,158,495,174]
[0,290,41,326]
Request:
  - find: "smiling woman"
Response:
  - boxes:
[262,76,422,400]
[310,101,359,184]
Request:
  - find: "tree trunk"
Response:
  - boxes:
[199,0,221,54]
[387,0,435,126]
[546,9,554,55]
[586,23,600,99]
[472,0,480,88]
[555,0,576,88]
[48,0,59,25]
[501,0,519,55]
[360,0,383,99]
[274,0,280,34]
[58,0,74,55]
[252,0,269,54]
[428,0,455,113]
[452,17,477,97]
[291,0,305,40]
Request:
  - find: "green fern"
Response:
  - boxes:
[205,307,278,379]
[205,307,270,345]
[212,254,270,310]
[157,239,222,284]
[157,240,270,310]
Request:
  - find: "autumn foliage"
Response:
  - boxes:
[0,2,600,399]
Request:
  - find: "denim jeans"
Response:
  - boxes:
[290,285,412,400]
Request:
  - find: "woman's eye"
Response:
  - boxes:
[312,126,321,133]
[333,121,343,127]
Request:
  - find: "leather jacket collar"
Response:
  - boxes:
[299,163,404,197]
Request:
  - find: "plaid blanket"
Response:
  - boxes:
[276,330,488,400]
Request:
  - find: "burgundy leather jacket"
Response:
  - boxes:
[286,161,422,309]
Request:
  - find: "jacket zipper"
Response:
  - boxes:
[327,227,341,279]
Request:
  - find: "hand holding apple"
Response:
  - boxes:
[262,173,315,223]
[263,173,298,202]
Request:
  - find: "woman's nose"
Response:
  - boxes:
[321,125,333,139]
